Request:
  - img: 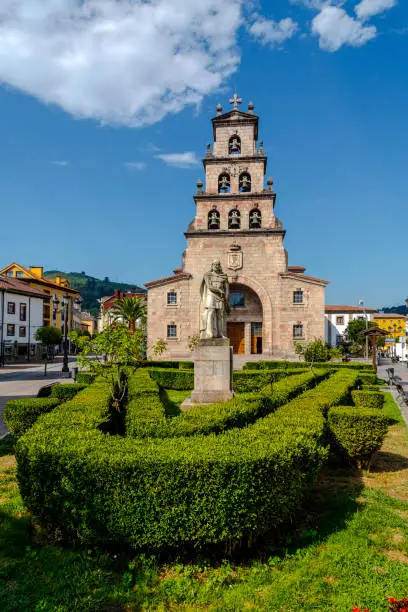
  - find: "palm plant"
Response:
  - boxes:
[111,296,146,334]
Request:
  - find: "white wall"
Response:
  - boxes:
[0,291,44,345]
[325,312,374,347]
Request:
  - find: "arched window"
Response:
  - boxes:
[218,173,230,194]
[208,209,220,230]
[228,208,241,229]
[249,208,262,229]
[228,135,241,154]
[239,172,251,192]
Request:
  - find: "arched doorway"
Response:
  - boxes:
[227,283,263,355]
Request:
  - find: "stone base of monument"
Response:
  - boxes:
[181,338,233,410]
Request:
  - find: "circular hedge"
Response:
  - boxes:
[15,370,359,550]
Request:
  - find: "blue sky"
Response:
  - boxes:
[0,0,407,308]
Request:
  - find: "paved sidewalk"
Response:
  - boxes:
[0,359,76,438]
[377,359,408,426]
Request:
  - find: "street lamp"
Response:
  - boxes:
[61,294,69,373]
[359,300,368,361]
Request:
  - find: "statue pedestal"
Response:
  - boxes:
[181,338,233,410]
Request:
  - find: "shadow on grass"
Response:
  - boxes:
[0,434,15,457]
[370,450,408,473]
[159,388,182,418]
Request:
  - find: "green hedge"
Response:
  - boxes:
[178,361,194,370]
[126,369,328,439]
[148,368,194,390]
[360,384,381,392]
[76,372,97,385]
[3,398,60,439]
[51,383,88,402]
[351,390,385,410]
[16,371,335,551]
[328,407,389,470]
[243,361,373,371]
[357,373,378,385]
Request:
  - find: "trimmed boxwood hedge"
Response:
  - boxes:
[328,406,389,469]
[357,373,378,385]
[243,361,373,371]
[15,366,363,551]
[75,372,97,385]
[351,390,385,410]
[51,383,88,402]
[3,398,60,439]
[126,369,328,439]
[148,368,194,390]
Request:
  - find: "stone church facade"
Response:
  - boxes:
[146,96,328,359]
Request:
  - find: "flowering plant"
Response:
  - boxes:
[352,606,370,612]
[389,597,408,612]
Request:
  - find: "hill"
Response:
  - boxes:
[44,270,145,316]
[380,304,408,315]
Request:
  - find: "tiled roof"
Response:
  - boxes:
[326,305,377,313]
[284,272,329,286]
[373,313,407,319]
[0,275,49,299]
[0,263,79,294]
[145,272,192,288]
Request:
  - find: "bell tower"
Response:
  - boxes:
[189,94,280,234]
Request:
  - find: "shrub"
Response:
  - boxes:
[76,372,97,385]
[3,398,60,439]
[351,390,384,410]
[16,373,332,551]
[357,373,378,385]
[139,361,180,369]
[232,369,302,393]
[360,384,381,392]
[126,369,328,439]
[51,383,88,402]
[243,361,373,371]
[328,407,389,469]
[303,339,329,362]
[178,361,194,370]
[148,368,194,390]
[288,370,361,416]
[37,384,55,398]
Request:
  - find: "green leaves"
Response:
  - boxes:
[3,398,60,438]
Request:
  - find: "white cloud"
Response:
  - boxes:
[0,0,243,127]
[50,160,69,166]
[312,6,377,51]
[124,162,147,171]
[248,15,298,46]
[156,152,200,168]
[355,0,397,20]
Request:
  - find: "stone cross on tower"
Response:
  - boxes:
[229,93,242,109]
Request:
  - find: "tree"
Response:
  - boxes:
[151,338,167,357]
[344,319,377,354]
[76,324,145,411]
[35,325,62,349]
[111,296,146,334]
[303,338,329,363]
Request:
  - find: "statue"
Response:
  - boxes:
[200,260,230,339]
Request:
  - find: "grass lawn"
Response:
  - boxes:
[1,391,407,611]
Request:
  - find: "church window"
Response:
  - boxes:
[228,208,241,229]
[293,324,304,339]
[208,209,220,230]
[230,292,245,308]
[218,173,230,194]
[249,208,262,229]
[228,135,241,155]
[293,289,303,304]
[239,172,251,192]
[167,292,177,305]
[167,324,177,338]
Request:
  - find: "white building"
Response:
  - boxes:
[0,275,48,363]
[325,305,377,347]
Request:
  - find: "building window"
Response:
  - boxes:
[167,292,177,305]
[6,270,13,277]
[20,303,27,321]
[7,302,15,315]
[228,134,241,154]
[239,172,251,192]
[208,209,220,230]
[16,271,24,278]
[336,334,344,345]
[7,324,15,336]
[293,324,303,339]
[19,326,26,338]
[167,324,177,338]
[218,172,230,194]
[336,316,344,325]
[293,290,303,304]
[249,208,262,229]
[230,292,245,308]
[228,208,241,229]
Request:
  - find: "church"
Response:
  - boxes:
[146,95,328,360]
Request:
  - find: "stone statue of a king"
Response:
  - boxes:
[200,260,230,340]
